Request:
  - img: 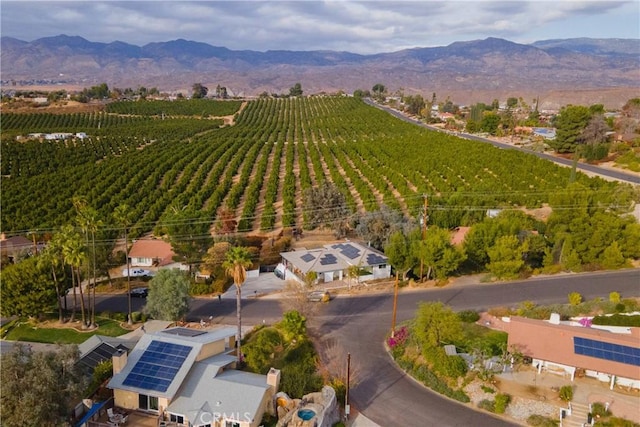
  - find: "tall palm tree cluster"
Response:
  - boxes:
[39,199,134,329]
[37,196,253,352]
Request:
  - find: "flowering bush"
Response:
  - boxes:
[578,317,592,327]
[387,326,409,348]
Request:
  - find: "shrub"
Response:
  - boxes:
[592,314,640,327]
[396,357,469,403]
[458,310,480,323]
[86,360,113,394]
[480,384,496,394]
[243,327,283,373]
[478,399,495,412]
[559,385,573,402]
[527,414,559,426]
[614,303,626,313]
[494,393,511,414]
[594,417,638,427]
[590,402,611,418]
[190,283,212,296]
[609,292,621,304]
[131,311,142,323]
[112,312,127,322]
[481,385,495,394]
[329,378,346,406]
[488,306,512,317]
[568,292,583,306]
[387,326,409,348]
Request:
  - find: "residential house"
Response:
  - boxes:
[108,327,280,427]
[128,239,175,267]
[280,241,390,284]
[0,234,33,263]
[505,315,640,389]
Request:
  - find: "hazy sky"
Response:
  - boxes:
[2,1,639,53]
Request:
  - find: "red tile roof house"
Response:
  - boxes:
[505,315,640,390]
[128,239,176,268]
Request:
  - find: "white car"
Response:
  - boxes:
[122,267,153,277]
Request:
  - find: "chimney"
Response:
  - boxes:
[267,367,281,393]
[112,349,128,374]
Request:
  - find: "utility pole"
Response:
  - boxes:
[391,272,399,337]
[419,195,428,282]
[345,352,351,420]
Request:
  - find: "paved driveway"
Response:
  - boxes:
[221,272,287,300]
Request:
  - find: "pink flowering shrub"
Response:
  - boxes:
[387,326,409,348]
[578,317,592,327]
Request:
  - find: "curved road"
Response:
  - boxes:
[364,99,640,185]
[94,269,640,426]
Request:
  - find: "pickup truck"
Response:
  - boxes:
[122,268,153,277]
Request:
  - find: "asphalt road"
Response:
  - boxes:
[364,99,640,185]
[313,269,640,427]
[91,269,640,426]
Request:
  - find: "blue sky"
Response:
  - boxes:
[1,1,638,53]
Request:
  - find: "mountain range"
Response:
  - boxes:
[2,35,639,108]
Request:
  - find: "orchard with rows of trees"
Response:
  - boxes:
[2,95,639,293]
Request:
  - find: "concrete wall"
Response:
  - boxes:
[113,389,138,410]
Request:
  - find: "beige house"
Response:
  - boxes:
[108,327,280,427]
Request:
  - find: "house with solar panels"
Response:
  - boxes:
[107,326,280,427]
[279,241,390,284]
[505,316,640,390]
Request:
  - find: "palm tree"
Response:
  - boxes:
[38,232,66,323]
[222,246,253,366]
[113,204,133,325]
[62,227,88,327]
[83,207,103,327]
[74,198,103,328]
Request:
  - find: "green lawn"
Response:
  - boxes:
[3,317,129,344]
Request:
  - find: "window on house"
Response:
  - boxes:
[225,421,240,427]
[170,414,185,424]
[138,394,159,412]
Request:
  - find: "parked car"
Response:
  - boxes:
[308,290,331,302]
[122,267,153,277]
[274,263,286,279]
[130,287,148,298]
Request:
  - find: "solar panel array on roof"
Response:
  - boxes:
[574,337,640,366]
[301,253,316,262]
[79,343,126,370]
[367,253,387,265]
[161,327,206,337]
[320,254,338,265]
[339,244,361,260]
[123,341,192,392]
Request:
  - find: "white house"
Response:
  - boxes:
[280,241,391,284]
